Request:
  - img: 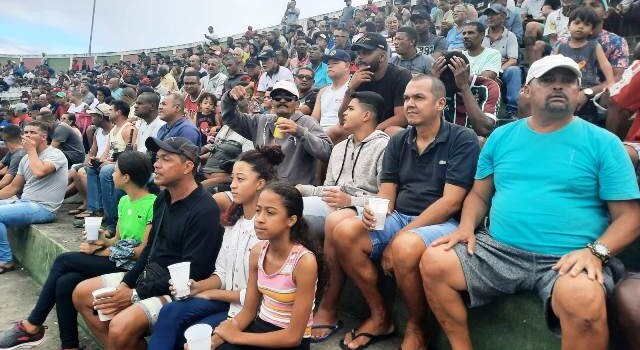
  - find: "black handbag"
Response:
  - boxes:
[135,198,170,299]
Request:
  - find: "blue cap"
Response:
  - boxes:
[324,49,351,63]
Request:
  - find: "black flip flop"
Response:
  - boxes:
[340,327,396,350]
[310,319,343,343]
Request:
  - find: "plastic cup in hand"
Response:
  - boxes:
[92,286,116,321]
[273,117,286,139]
[168,262,191,299]
[85,217,103,242]
[368,197,390,231]
[184,324,212,350]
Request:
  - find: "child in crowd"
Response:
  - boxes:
[0,151,155,350]
[211,181,319,350]
[148,146,283,350]
[196,92,221,146]
[553,6,613,125]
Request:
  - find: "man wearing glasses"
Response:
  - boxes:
[222,81,332,185]
[294,67,319,116]
[255,49,294,97]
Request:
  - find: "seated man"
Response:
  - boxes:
[72,137,224,349]
[461,22,501,81]
[0,125,26,191]
[421,55,640,350]
[0,121,68,273]
[298,91,389,218]
[222,81,332,185]
[37,110,85,167]
[432,51,499,137]
[333,75,479,350]
[482,5,522,118]
[311,49,351,143]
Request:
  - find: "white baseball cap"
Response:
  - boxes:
[525,55,582,86]
[271,80,300,99]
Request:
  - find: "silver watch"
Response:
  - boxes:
[131,289,140,304]
[587,240,610,262]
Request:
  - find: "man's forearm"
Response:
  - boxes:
[457,190,491,231]
[403,197,463,232]
[460,88,494,136]
[600,201,640,255]
[377,114,407,130]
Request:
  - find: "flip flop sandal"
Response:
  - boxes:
[68,207,86,215]
[340,327,396,350]
[74,210,93,219]
[311,320,343,343]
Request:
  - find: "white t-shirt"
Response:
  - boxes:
[136,117,166,152]
[257,66,294,92]
[543,9,570,41]
[521,0,546,20]
[464,48,502,75]
[319,82,349,129]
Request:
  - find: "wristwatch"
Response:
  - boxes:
[582,88,595,99]
[587,240,610,263]
[130,289,140,304]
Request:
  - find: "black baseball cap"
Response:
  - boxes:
[411,8,430,21]
[257,49,275,59]
[351,32,388,51]
[145,137,200,165]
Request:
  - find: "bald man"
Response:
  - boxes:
[189,55,207,78]
[108,77,123,101]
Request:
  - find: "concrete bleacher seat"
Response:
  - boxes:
[9,203,639,349]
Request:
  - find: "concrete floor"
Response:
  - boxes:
[1,267,401,350]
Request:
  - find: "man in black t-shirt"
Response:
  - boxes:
[73,137,223,349]
[337,32,412,139]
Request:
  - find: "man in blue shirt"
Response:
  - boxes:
[421,55,640,350]
[156,92,201,146]
[447,5,468,50]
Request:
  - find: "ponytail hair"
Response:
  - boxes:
[262,181,325,286]
[222,145,285,226]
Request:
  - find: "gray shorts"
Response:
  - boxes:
[452,232,615,335]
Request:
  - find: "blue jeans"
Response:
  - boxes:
[86,164,123,232]
[368,211,458,260]
[502,66,522,113]
[148,297,230,350]
[0,199,56,263]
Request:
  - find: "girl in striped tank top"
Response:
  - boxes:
[214,182,319,350]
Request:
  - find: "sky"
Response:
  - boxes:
[0,0,369,55]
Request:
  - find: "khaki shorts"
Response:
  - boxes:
[100,272,172,330]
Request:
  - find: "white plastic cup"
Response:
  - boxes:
[368,197,390,230]
[168,262,191,299]
[92,286,116,321]
[184,323,212,350]
[85,217,103,241]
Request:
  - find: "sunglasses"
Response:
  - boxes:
[296,74,314,81]
[272,95,297,102]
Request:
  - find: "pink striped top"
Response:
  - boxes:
[257,242,315,337]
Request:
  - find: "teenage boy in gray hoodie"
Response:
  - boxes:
[222,80,332,185]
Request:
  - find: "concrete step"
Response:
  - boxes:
[7,203,637,349]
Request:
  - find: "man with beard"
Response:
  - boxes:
[255,49,294,97]
[222,81,332,185]
[412,8,447,58]
[421,54,640,350]
[339,33,412,136]
[309,44,331,89]
[462,22,501,80]
[431,51,498,137]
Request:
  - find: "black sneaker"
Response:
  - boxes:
[0,321,45,349]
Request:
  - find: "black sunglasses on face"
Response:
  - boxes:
[272,95,297,102]
[296,75,314,81]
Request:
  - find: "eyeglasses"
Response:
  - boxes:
[272,95,297,102]
[296,75,314,81]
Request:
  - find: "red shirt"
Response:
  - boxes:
[184,90,203,123]
[443,75,500,128]
[610,60,640,141]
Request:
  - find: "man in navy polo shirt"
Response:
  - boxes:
[156,92,201,146]
[331,75,479,350]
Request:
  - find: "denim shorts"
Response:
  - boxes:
[368,210,458,260]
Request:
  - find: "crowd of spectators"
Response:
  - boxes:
[1,0,640,349]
